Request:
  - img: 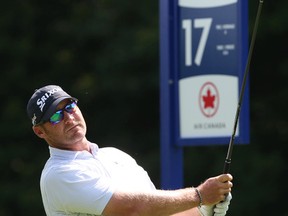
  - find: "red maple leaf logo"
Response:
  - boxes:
[199,82,219,118]
[202,88,215,109]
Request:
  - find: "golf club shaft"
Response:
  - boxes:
[223,0,264,174]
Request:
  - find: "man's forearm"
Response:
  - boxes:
[103,174,233,216]
[103,187,200,216]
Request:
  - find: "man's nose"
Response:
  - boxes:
[63,111,75,123]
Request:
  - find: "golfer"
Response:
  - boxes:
[27,85,233,216]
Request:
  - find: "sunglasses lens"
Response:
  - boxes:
[66,102,77,113]
[50,111,63,124]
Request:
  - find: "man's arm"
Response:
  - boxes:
[103,188,200,216]
[102,174,232,216]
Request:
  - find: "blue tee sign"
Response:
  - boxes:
[160,0,249,188]
[177,0,249,145]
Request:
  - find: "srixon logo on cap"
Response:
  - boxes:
[37,87,61,112]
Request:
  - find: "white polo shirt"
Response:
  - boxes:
[40,142,156,216]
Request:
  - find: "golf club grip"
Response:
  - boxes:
[223,159,231,174]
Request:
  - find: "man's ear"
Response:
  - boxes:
[32,125,46,139]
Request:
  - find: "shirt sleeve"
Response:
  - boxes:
[41,163,115,215]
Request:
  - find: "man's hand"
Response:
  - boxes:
[197,174,233,206]
[213,193,232,216]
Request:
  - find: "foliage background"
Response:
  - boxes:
[0,0,287,215]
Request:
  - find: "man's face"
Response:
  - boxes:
[33,99,87,150]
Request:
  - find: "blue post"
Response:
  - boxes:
[160,0,184,189]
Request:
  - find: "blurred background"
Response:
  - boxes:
[0,0,287,215]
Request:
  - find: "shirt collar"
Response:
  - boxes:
[49,142,99,160]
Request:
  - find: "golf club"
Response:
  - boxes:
[223,0,264,174]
